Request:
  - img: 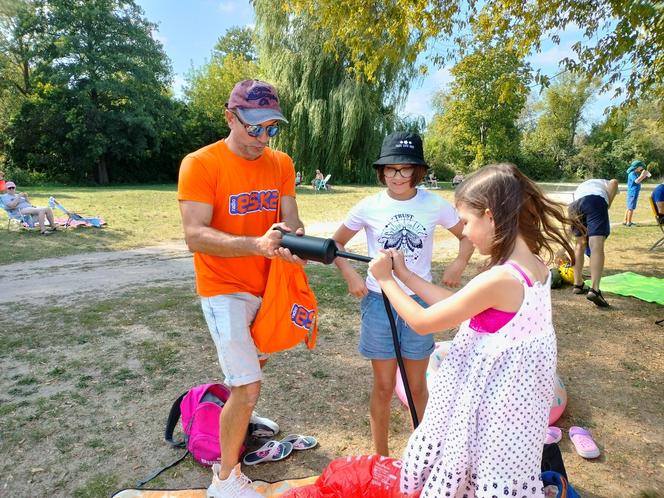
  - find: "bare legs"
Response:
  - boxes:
[623,208,634,225]
[573,237,586,288]
[370,357,428,456]
[218,380,261,480]
[587,236,605,291]
[20,206,56,232]
[573,235,606,291]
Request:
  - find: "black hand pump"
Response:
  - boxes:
[278,231,420,428]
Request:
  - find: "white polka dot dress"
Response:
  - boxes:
[400,264,556,498]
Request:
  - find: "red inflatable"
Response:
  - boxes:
[281,454,420,498]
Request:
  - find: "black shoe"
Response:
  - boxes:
[587,288,609,307]
[572,284,589,294]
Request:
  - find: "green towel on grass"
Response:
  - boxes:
[585,272,664,305]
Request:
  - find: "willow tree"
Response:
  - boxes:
[254,0,417,183]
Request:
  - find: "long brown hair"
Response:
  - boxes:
[455,163,581,268]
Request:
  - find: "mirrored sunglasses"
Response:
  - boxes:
[231,111,280,138]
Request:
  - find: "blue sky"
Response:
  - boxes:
[137,0,618,128]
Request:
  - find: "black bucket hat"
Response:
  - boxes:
[373,132,428,169]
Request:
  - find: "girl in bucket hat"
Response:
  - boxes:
[330,131,475,456]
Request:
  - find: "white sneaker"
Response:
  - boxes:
[207,463,262,498]
[248,411,279,438]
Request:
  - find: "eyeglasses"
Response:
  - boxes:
[7,186,15,190]
[383,166,415,178]
[230,110,280,138]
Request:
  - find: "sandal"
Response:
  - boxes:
[572,284,589,294]
[280,434,318,450]
[587,288,609,307]
[569,426,600,459]
[40,230,52,236]
[545,426,562,445]
[242,440,293,465]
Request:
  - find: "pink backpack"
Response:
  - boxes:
[164,383,245,466]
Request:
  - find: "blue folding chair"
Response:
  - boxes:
[0,196,36,230]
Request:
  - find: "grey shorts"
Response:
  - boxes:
[201,292,267,387]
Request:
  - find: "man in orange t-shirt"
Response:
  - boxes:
[178,79,304,497]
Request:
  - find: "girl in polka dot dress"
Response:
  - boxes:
[369,163,581,498]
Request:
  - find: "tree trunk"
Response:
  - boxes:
[95,157,109,185]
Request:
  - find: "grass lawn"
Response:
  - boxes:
[0,184,388,264]
[2,181,661,265]
[0,182,662,497]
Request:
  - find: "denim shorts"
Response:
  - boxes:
[359,291,434,360]
[626,193,639,210]
[201,292,266,387]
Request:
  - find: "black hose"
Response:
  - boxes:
[278,231,420,428]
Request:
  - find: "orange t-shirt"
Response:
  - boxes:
[178,140,296,297]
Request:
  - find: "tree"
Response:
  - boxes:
[587,95,664,178]
[288,0,664,105]
[425,45,530,172]
[254,0,417,183]
[0,0,45,160]
[213,26,256,62]
[522,74,597,176]
[184,52,258,139]
[5,0,174,183]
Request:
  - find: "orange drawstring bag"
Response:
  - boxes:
[250,256,318,353]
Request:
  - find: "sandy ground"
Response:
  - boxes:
[0,222,362,305]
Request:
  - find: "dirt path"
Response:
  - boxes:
[0,222,365,305]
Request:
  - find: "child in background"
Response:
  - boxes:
[332,131,474,457]
[369,163,579,497]
[623,160,650,226]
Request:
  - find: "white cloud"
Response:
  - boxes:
[171,75,186,99]
[529,45,577,70]
[152,29,167,46]
[402,67,453,123]
[404,87,434,120]
[431,67,452,87]
[218,1,237,13]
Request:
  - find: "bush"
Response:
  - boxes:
[3,166,49,186]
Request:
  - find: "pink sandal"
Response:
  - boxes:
[569,426,600,459]
[545,426,562,445]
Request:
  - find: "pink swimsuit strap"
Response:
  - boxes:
[505,261,533,287]
[469,262,536,334]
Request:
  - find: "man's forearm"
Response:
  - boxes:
[184,225,262,257]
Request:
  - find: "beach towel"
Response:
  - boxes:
[111,476,319,497]
[585,272,664,305]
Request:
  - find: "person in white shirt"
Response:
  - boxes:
[568,178,619,307]
[331,131,474,456]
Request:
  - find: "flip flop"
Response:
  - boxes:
[280,434,318,450]
[545,426,562,445]
[569,426,600,459]
[242,440,293,465]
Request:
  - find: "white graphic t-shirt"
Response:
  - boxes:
[343,189,460,294]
